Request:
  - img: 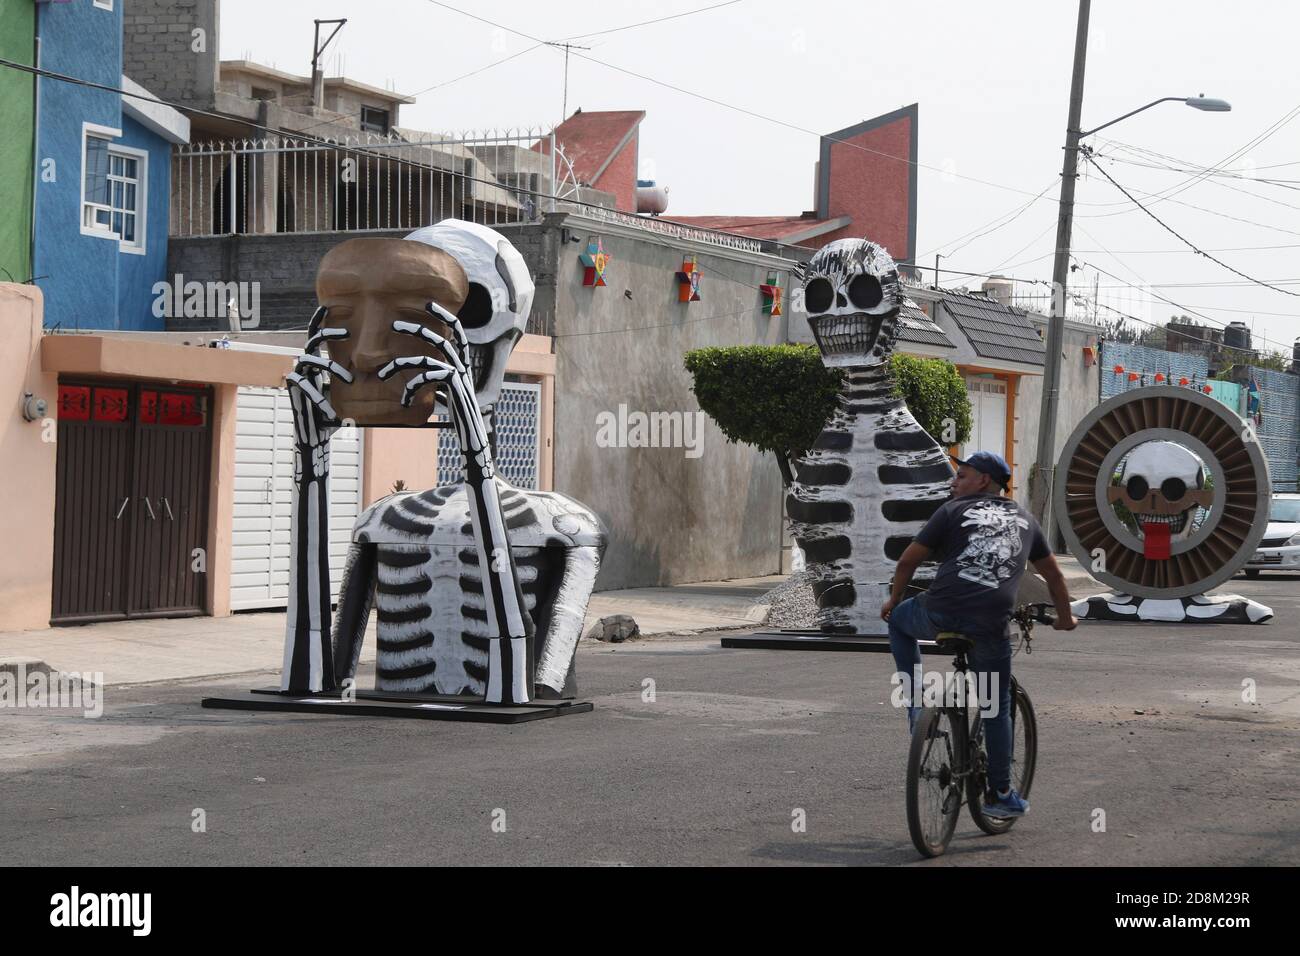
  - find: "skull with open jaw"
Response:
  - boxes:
[1107,440,1213,557]
[802,238,902,367]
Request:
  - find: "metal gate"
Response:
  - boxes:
[52,379,212,623]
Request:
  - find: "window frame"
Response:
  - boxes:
[80,123,148,256]
[359,105,390,134]
[93,0,114,10]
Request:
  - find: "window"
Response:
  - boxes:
[81,124,147,254]
[360,106,390,134]
[93,0,114,10]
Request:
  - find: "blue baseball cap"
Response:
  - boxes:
[951,450,1012,489]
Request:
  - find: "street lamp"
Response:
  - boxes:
[1078,95,1232,138]
[1029,0,1232,547]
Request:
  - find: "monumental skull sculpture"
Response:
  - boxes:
[787,238,954,635]
[1056,386,1273,623]
[280,221,606,703]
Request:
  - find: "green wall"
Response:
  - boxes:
[0,0,36,283]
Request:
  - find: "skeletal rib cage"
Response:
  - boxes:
[1062,392,1260,593]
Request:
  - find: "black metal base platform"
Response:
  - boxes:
[721,629,949,655]
[201,687,593,723]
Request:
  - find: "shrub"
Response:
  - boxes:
[684,345,973,483]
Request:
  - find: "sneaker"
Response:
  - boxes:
[982,788,1029,819]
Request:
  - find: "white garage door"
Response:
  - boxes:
[961,376,1008,479]
[230,386,363,611]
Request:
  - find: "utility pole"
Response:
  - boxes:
[545,41,591,121]
[310,19,347,109]
[1030,0,1091,549]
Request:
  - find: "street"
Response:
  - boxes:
[2,575,1296,866]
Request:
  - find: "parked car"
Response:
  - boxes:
[1244,493,1300,577]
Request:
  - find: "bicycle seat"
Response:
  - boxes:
[934,631,974,654]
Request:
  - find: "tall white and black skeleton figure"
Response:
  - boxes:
[788,239,953,635]
[330,221,607,701]
[282,307,353,692]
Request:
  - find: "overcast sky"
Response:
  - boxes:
[221,0,1300,356]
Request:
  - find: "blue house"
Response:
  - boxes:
[33,0,189,330]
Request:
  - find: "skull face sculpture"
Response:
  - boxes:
[802,238,902,367]
[1107,441,1212,541]
[404,219,535,410]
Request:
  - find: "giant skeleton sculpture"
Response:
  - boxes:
[1056,386,1273,624]
[787,239,954,636]
[280,221,606,705]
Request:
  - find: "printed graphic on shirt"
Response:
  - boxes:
[954,501,1028,589]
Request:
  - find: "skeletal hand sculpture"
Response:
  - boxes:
[331,221,605,702]
[281,306,352,692]
[281,224,605,704]
[376,307,535,704]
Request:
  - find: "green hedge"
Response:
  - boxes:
[684,344,972,483]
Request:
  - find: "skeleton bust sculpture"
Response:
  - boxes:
[787,238,954,635]
[280,221,606,704]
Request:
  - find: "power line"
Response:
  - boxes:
[1082,151,1300,300]
[558,0,745,42]
[418,0,1120,207]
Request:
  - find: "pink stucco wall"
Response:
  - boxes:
[0,285,57,631]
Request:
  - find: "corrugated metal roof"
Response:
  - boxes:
[939,291,1045,366]
[897,302,956,349]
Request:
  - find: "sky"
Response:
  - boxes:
[220,0,1300,357]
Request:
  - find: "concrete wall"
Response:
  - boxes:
[0,285,57,631]
[122,0,220,112]
[1014,316,1102,510]
[546,214,794,589]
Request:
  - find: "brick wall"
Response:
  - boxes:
[122,0,219,111]
[812,109,916,261]
[593,132,638,213]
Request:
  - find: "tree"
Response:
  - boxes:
[683,345,841,485]
[683,345,972,485]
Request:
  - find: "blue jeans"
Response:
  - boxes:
[887,593,1015,793]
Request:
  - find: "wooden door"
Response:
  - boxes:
[127,387,212,618]
[52,380,212,623]
[51,383,135,623]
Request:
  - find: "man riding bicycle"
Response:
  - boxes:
[881,451,1077,820]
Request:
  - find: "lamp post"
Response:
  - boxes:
[1029,0,1231,547]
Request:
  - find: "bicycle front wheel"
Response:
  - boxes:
[968,678,1038,835]
[906,707,965,858]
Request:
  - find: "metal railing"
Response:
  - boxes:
[169,126,768,254]
[170,128,558,237]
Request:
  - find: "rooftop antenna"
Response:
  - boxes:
[545,41,592,121]
[311,18,347,107]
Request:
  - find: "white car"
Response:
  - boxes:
[1244,493,1300,577]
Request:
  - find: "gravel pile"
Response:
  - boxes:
[760,571,819,628]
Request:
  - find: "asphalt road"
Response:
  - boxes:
[2,574,1297,866]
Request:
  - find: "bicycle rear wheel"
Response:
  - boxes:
[906,707,965,858]
[968,678,1038,835]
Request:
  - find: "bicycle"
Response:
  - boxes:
[904,602,1053,858]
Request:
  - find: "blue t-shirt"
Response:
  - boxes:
[916,493,1049,637]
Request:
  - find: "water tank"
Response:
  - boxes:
[636,180,669,215]
[981,277,1014,307]
[1224,321,1252,353]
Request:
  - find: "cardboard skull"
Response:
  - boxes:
[404,220,535,409]
[802,238,902,367]
[1108,440,1212,540]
